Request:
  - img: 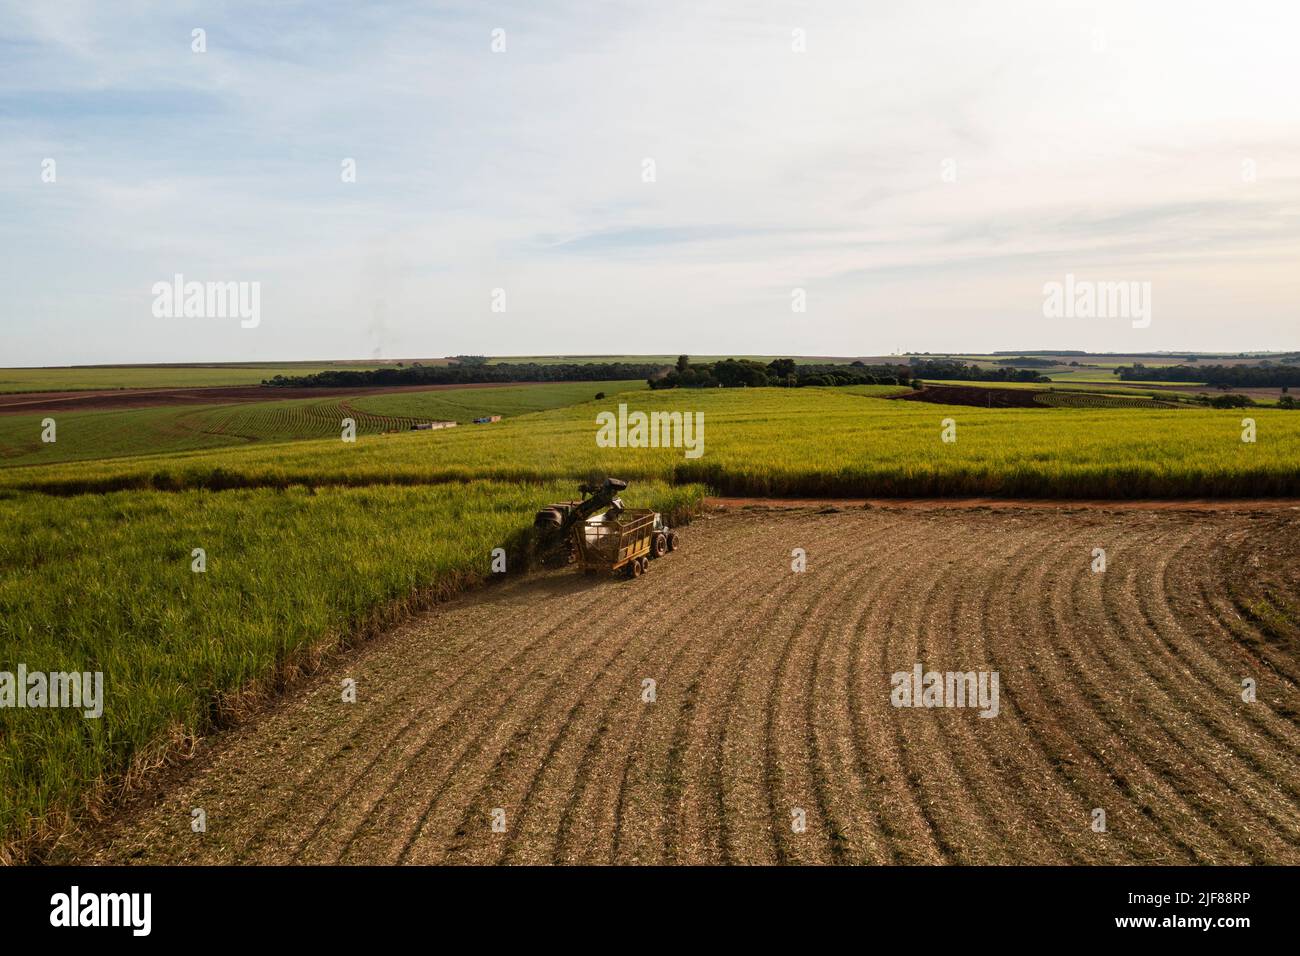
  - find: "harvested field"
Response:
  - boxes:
[65,506,1300,865]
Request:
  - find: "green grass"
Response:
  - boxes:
[1044,369,1206,386]
[350,380,645,419]
[0,381,648,468]
[0,479,703,858]
[0,404,248,467]
[7,386,1297,499]
[925,378,1202,399]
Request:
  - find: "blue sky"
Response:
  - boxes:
[2,0,1298,366]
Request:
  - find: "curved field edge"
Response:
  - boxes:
[4,388,1297,500]
[0,480,706,863]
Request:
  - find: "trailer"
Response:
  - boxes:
[536,477,679,578]
[573,509,658,578]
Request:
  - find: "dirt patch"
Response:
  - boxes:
[0,382,533,416]
[61,508,1300,865]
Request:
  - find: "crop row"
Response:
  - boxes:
[0,479,704,861]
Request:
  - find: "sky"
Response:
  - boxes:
[2,0,1298,367]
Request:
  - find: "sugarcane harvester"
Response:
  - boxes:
[534,477,678,578]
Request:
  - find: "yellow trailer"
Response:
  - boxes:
[573,509,657,578]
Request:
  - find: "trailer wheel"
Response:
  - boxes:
[629,560,642,578]
[640,557,650,574]
[652,533,668,558]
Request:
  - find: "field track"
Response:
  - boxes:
[68,506,1300,865]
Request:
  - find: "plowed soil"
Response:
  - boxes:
[66,506,1300,865]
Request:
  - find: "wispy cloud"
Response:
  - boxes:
[2,0,1298,364]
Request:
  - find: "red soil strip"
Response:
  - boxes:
[705,496,1300,512]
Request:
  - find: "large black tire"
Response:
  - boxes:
[666,532,678,552]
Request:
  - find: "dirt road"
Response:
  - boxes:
[69,506,1300,864]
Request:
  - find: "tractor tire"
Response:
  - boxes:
[652,533,668,558]
[666,531,678,552]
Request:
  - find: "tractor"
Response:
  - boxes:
[534,477,678,578]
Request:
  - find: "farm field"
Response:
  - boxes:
[923,378,1188,397]
[0,362,395,393]
[7,386,1297,499]
[0,479,704,860]
[0,381,645,468]
[61,505,1300,865]
[4,382,1299,864]
[1032,392,1175,410]
[1042,370,1206,386]
[349,380,644,420]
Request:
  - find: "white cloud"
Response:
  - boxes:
[1,0,1298,365]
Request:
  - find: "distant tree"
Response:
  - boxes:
[676,354,690,372]
[767,358,797,380]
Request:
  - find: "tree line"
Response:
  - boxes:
[1116,363,1300,387]
[906,360,1051,383]
[647,357,912,389]
[262,361,669,388]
